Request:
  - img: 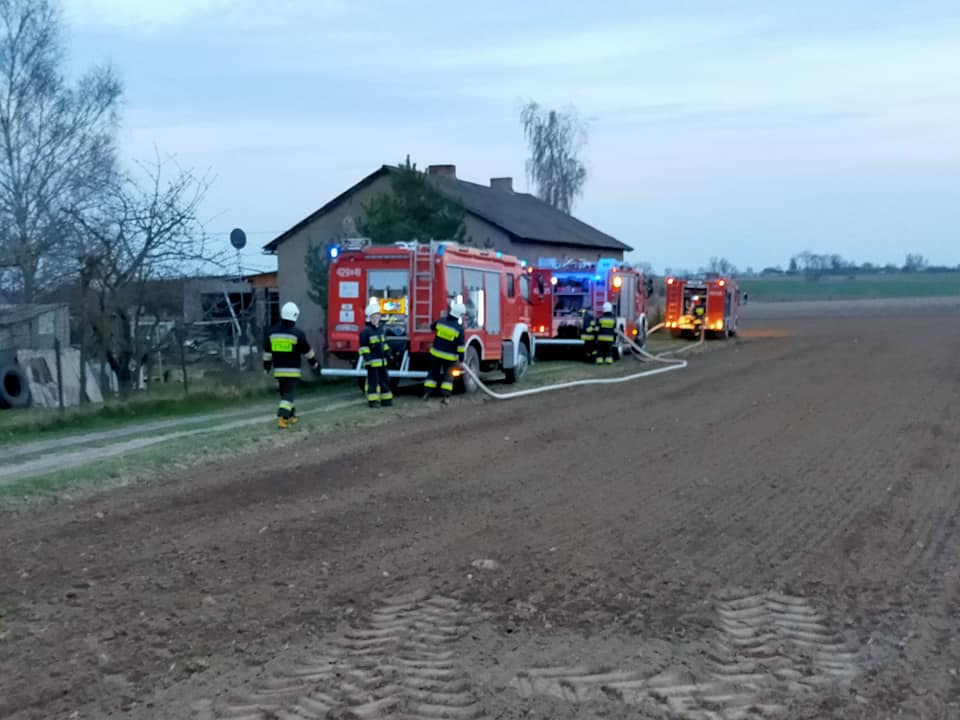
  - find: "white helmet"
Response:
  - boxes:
[449,300,467,319]
[602,301,613,313]
[281,301,300,322]
[365,298,381,319]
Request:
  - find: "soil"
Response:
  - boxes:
[1,301,958,719]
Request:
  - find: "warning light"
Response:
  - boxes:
[550,276,558,286]
[538,325,546,332]
[719,279,726,287]
[328,245,340,259]
[527,266,534,274]
[520,259,527,268]
[666,277,674,285]
[451,368,462,377]
[612,276,623,289]
[496,251,503,259]
[594,274,601,281]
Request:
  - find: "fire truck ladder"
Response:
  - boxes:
[411,242,436,333]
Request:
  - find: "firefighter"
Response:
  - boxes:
[263,301,319,428]
[359,298,393,408]
[423,299,466,405]
[595,301,617,364]
[580,307,597,363]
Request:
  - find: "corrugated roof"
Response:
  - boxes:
[264,165,631,253]
[0,303,66,327]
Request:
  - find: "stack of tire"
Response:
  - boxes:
[0,352,31,410]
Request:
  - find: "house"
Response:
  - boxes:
[264,163,632,342]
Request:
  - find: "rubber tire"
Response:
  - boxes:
[0,364,31,409]
[461,345,481,394]
[503,342,530,384]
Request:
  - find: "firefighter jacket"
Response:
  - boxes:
[596,312,617,343]
[581,311,596,341]
[429,315,466,363]
[263,320,317,378]
[359,322,390,368]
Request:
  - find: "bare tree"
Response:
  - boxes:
[0,0,121,302]
[74,154,219,394]
[520,101,588,214]
[705,256,738,276]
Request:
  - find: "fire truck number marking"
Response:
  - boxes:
[337,267,363,279]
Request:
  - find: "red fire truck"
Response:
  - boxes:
[322,238,535,391]
[529,258,652,357]
[664,276,740,339]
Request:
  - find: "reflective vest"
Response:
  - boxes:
[359,323,390,368]
[263,321,315,378]
[430,315,466,363]
[597,313,617,342]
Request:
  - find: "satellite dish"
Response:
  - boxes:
[230,228,247,250]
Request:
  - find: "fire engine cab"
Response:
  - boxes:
[529,258,652,357]
[322,238,535,391]
[664,276,740,339]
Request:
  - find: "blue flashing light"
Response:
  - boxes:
[594,274,601,281]
[328,245,340,260]
[496,251,503,259]
[520,259,528,268]
[437,243,446,256]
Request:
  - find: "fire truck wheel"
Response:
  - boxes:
[503,342,529,384]
[460,345,481,394]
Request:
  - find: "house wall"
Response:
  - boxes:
[0,304,70,352]
[274,174,395,347]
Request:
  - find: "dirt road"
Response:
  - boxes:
[1,303,958,719]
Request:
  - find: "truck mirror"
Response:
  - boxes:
[537,276,545,294]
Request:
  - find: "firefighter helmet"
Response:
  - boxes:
[602,301,613,313]
[449,300,467,319]
[280,301,300,322]
[365,298,381,319]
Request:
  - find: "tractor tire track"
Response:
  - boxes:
[205,593,485,720]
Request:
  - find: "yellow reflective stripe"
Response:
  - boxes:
[599,319,616,328]
[456,345,466,353]
[424,379,438,388]
[380,391,393,400]
[358,347,370,354]
[365,359,384,368]
[273,369,301,378]
[436,324,459,342]
[430,348,457,361]
[440,382,453,391]
[278,400,293,410]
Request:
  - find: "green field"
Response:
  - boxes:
[738,273,960,302]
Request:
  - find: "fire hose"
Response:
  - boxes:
[457,331,690,401]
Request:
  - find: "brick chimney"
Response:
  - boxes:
[427,164,456,178]
[490,177,513,192]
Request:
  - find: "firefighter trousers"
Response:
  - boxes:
[364,364,393,406]
[424,356,455,398]
[596,339,615,364]
[276,377,297,418]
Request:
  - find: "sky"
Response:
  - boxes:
[61,0,960,275]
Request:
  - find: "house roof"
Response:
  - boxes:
[264,165,632,253]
